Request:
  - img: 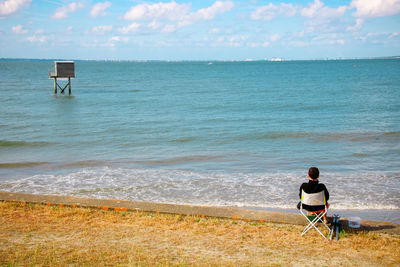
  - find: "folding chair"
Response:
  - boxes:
[299,190,333,239]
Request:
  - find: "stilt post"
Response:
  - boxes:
[68,77,71,95]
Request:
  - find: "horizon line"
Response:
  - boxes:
[1,56,399,62]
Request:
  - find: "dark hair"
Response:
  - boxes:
[308,167,319,180]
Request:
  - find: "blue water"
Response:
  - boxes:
[0,59,399,221]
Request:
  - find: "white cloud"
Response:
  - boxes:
[194,1,234,20]
[147,20,176,33]
[270,34,281,42]
[148,21,161,30]
[228,35,247,47]
[124,1,234,28]
[251,3,297,21]
[251,0,348,22]
[83,36,130,48]
[35,29,44,34]
[301,0,347,19]
[124,1,190,21]
[118,23,140,34]
[301,0,323,17]
[242,34,278,49]
[262,41,270,47]
[290,40,310,47]
[52,2,84,19]
[350,0,400,18]
[110,36,120,42]
[212,35,248,47]
[0,0,31,16]
[329,39,345,45]
[90,1,111,18]
[307,32,347,45]
[247,42,259,48]
[300,0,348,33]
[12,24,28,34]
[209,28,220,34]
[161,24,175,33]
[90,40,115,47]
[389,32,399,38]
[247,41,270,47]
[347,18,364,31]
[27,35,47,43]
[357,31,400,41]
[178,1,234,26]
[109,36,129,43]
[92,25,113,34]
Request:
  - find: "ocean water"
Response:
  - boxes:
[0,59,399,222]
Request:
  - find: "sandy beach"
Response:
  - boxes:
[1,195,399,266]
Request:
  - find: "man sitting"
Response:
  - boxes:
[297,167,329,223]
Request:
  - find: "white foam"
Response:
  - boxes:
[0,167,399,211]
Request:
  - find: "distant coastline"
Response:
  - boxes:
[0,56,399,62]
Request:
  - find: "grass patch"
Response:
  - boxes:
[0,201,399,266]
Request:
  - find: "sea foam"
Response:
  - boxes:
[1,166,398,211]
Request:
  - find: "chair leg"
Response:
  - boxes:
[302,214,326,238]
[301,210,331,239]
[302,215,321,235]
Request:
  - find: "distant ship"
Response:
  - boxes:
[270,57,283,62]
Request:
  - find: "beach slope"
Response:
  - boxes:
[1,193,400,266]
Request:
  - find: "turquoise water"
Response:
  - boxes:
[0,59,399,220]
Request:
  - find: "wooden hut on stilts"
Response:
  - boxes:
[49,61,75,95]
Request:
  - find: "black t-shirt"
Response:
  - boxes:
[298,180,329,211]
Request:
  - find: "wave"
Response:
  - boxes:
[231,131,400,142]
[352,153,369,158]
[0,160,110,170]
[169,137,197,143]
[61,160,108,168]
[1,167,398,213]
[0,162,50,168]
[131,155,224,165]
[0,140,53,148]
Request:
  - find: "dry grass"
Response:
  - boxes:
[0,201,399,266]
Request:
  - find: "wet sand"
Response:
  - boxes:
[1,191,399,234]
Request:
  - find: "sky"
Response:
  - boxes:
[0,0,399,60]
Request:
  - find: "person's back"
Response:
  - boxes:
[297,167,329,222]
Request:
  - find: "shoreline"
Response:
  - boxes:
[1,191,399,235]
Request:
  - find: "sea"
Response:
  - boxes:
[0,59,399,222]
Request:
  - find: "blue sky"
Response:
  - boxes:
[1,0,399,60]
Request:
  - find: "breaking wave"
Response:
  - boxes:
[1,167,398,211]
